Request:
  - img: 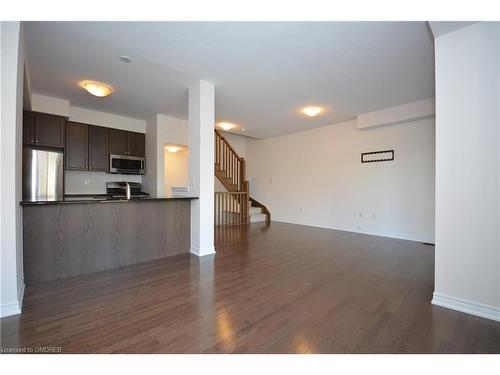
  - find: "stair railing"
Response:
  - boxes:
[214,191,249,226]
[215,129,247,192]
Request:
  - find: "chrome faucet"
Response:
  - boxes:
[123,180,131,199]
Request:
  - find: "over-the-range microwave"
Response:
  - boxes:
[109,154,146,175]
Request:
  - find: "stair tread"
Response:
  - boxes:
[250,213,267,223]
[249,207,262,215]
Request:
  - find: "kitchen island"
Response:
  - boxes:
[21,195,197,284]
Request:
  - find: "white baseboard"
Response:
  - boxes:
[432,292,500,322]
[18,282,25,311]
[190,245,216,257]
[0,283,24,318]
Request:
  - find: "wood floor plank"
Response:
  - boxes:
[1,222,500,353]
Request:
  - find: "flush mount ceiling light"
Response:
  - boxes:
[119,55,132,63]
[302,106,322,117]
[164,145,184,153]
[218,122,236,131]
[79,80,113,97]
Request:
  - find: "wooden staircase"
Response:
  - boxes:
[214,129,270,226]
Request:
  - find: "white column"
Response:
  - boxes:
[1,21,25,318]
[432,22,500,321]
[188,80,215,256]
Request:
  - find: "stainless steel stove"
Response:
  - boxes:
[106,182,149,198]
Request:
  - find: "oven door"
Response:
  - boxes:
[109,154,146,174]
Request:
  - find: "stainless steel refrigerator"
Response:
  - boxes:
[23,148,64,201]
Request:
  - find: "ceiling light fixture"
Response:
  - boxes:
[218,122,236,131]
[79,80,113,97]
[120,55,132,63]
[302,106,322,117]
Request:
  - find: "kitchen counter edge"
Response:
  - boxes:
[20,195,199,206]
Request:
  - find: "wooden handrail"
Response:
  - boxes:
[215,129,247,191]
[215,129,243,161]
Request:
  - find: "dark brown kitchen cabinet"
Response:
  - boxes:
[23,111,65,148]
[65,122,88,170]
[128,132,145,157]
[109,129,145,157]
[23,111,35,145]
[34,112,65,148]
[89,125,109,171]
[108,129,129,155]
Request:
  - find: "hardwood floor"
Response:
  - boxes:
[1,222,500,353]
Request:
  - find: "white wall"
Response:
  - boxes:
[144,114,189,196]
[1,21,26,317]
[432,22,500,321]
[144,116,158,195]
[221,131,246,157]
[246,117,435,243]
[164,148,189,193]
[69,106,146,133]
[29,94,147,194]
[31,93,69,117]
[65,171,142,195]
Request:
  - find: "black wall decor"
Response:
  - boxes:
[361,150,394,163]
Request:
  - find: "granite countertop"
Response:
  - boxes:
[20,194,198,206]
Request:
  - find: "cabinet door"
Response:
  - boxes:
[128,132,145,157]
[65,122,88,170]
[23,111,35,145]
[89,125,109,171]
[34,112,65,148]
[109,129,128,155]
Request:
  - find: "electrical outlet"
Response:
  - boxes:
[84,179,90,185]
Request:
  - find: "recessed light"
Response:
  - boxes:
[79,80,113,97]
[120,55,132,63]
[302,106,322,117]
[164,145,184,153]
[218,122,236,131]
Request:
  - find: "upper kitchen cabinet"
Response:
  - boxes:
[65,122,89,170]
[128,132,145,157]
[23,111,35,145]
[65,123,110,172]
[89,125,109,171]
[109,129,145,157]
[33,112,66,148]
[108,129,129,155]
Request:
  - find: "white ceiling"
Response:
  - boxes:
[24,22,435,138]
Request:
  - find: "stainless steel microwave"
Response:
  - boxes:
[109,154,146,175]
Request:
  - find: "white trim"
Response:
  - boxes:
[18,282,25,311]
[432,292,500,323]
[190,245,216,257]
[0,283,25,318]
[0,302,21,318]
